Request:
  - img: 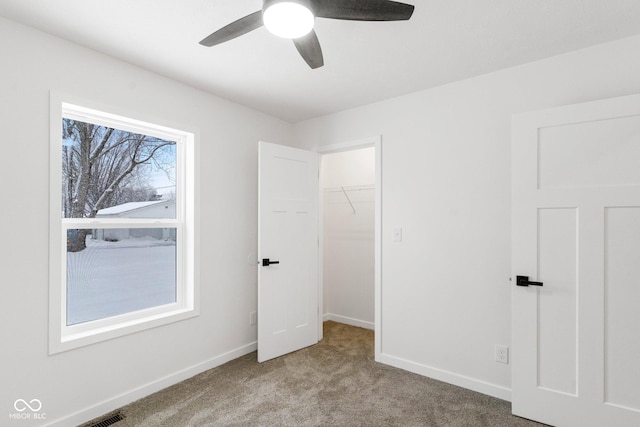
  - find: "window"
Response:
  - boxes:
[49,96,197,353]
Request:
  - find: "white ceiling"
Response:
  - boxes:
[1,0,640,123]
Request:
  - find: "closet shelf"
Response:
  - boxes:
[323,184,375,193]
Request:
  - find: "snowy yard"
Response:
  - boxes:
[66,235,176,325]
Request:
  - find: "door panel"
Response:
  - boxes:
[537,208,577,396]
[538,115,640,189]
[258,141,318,363]
[605,207,640,411]
[512,94,640,427]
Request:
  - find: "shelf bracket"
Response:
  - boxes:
[341,187,356,214]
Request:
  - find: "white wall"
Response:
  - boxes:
[294,35,640,399]
[321,148,375,329]
[0,17,292,426]
[321,148,376,188]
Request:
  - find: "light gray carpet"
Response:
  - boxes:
[84,322,545,426]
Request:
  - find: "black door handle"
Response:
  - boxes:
[262,258,280,267]
[516,275,543,287]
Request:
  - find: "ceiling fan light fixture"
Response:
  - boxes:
[263,0,315,39]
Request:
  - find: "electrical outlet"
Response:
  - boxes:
[250,311,257,326]
[495,345,509,364]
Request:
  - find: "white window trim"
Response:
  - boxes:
[49,92,199,354]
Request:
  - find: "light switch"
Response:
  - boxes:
[392,226,402,242]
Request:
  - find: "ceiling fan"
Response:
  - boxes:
[199,0,415,69]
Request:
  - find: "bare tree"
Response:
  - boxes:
[62,119,175,251]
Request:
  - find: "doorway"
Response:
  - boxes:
[318,136,382,359]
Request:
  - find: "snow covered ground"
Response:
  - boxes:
[66,235,176,325]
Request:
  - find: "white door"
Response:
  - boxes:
[512,94,640,427]
[258,141,319,362]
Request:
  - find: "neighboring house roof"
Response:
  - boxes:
[97,200,173,216]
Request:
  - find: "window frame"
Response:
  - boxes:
[49,93,198,354]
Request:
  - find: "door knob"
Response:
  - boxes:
[516,275,543,287]
[262,258,280,267]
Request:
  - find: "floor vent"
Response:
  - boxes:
[88,412,124,427]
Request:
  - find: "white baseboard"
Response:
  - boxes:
[378,353,512,402]
[45,341,257,427]
[323,313,375,330]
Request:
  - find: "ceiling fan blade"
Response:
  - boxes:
[293,30,324,69]
[199,10,263,47]
[314,0,414,21]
